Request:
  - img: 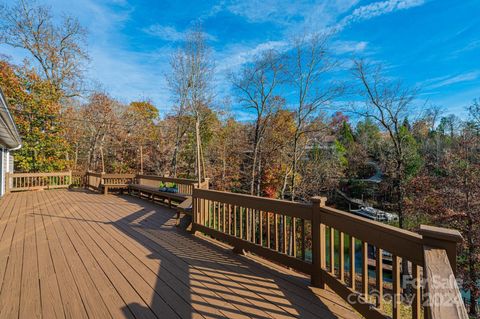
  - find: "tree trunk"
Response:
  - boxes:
[139,145,144,174]
[256,151,262,196]
[280,167,290,199]
[171,125,181,178]
[195,117,202,182]
[251,143,259,195]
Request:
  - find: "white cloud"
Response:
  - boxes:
[143,24,217,42]
[216,40,288,72]
[336,0,425,31]
[332,40,368,54]
[144,25,185,42]
[221,0,425,73]
[423,71,480,90]
[227,0,360,28]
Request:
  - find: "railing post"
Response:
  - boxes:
[311,196,327,288]
[418,225,463,275]
[191,187,199,235]
[203,178,210,189]
[4,172,10,194]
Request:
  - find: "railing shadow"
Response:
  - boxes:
[102,192,350,319]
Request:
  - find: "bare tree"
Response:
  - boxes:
[166,48,190,177]
[284,32,344,201]
[0,0,88,98]
[166,26,213,182]
[230,50,283,195]
[468,98,480,129]
[352,60,418,229]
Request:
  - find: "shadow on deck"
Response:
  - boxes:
[0,189,358,319]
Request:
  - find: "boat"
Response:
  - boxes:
[350,206,398,222]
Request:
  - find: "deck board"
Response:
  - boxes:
[0,189,359,319]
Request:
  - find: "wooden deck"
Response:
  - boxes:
[0,189,359,319]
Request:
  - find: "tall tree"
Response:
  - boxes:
[0,0,88,98]
[231,50,283,195]
[122,101,159,173]
[81,92,120,172]
[352,60,421,229]
[285,32,343,201]
[166,26,213,182]
[0,60,69,172]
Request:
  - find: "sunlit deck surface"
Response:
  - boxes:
[0,189,359,319]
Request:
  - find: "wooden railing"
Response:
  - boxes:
[71,171,86,187]
[6,171,207,195]
[6,171,72,192]
[191,189,468,319]
[192,188,313,274]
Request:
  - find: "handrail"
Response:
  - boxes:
[419,225,467,319]
[423,247,468,319]
[191,189,468,319]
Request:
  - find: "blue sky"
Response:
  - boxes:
[2,0,480,119]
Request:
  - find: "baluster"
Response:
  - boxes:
[330,227,335,274]
[222,203,226,233]
[234,205,237,237]
[213,201,217,229]
[204,199,209,227]
[267,212,271,249]
[292,217,296,257]
[350,236,356,290]
[245,208,249,241]
[252,209,255,243]
[252,209,256,244]
[193,197,198,225]
[239,207,243,239]
[212,201,216,229]
[412,263,421,319]
[229,204,233,235]
[362,241,369,299]
[199,198,204,226]
[376,248,383,308]
[392,255,401,319]
[259,211,263,246]
[216,202,220,230]
[301,219,306,261]
[282,215,287,254]
[274,213,279,251]
[339,231,345,282]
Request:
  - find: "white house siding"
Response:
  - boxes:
[0,146,11,197]
[0,146,5,197]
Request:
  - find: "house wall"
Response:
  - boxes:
[0,146,4,197]
[0,146,11,197]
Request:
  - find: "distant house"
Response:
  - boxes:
[0,88,21,197]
